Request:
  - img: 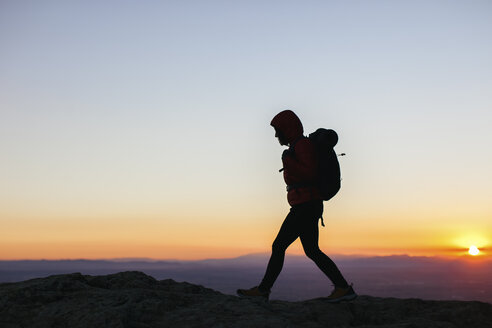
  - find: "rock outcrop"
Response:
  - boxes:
[1,271,491,327]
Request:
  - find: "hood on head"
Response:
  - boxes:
[270,110,304,144]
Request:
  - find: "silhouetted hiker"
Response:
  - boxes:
[237,110,356,303]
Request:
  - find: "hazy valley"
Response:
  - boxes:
[1,254,491,303]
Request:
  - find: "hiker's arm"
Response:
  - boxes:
[282,139,317,183]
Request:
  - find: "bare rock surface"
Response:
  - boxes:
[1,271,491,327]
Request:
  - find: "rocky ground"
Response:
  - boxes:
[1,271,491,327]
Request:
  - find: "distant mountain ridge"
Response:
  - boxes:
[1,271,491,327]
[1,254,491,303]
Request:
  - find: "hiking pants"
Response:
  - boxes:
[259,200,348,291]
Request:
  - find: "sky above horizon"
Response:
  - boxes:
[1,0,491,260]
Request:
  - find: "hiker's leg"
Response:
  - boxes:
[258,209,300,291]
[300,201,349,288]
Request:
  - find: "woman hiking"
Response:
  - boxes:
[237,110,356,303]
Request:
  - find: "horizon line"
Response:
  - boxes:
[0,252,483,262]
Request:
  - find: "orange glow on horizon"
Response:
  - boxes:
[1,241,490,261]
[1,211,490,261]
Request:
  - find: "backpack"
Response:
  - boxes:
[308,128,341,201]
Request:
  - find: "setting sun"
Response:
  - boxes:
[469,245,480,256]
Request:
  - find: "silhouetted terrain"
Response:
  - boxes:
[1,271,491,327]
[1,254,491,303]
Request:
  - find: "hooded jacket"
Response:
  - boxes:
[271,110,321,206]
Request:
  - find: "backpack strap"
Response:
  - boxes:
[279,136,305,173]
[285,136,317,192]
[289,136,304,153]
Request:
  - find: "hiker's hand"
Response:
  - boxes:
[282,149,293,159]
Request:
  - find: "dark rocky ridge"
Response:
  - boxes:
[1,271,491,328]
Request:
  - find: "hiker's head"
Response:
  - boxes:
[270,110,303,146]
[274,127,289,146]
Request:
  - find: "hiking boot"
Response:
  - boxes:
[324,285,357,303]
[237,286,270,300]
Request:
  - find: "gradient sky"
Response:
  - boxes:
[1,0,491,260]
